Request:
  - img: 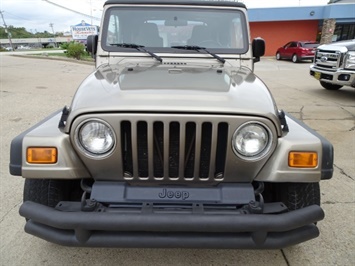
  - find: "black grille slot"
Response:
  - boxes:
[184,122,196,178]
[120,120,228,181]
[121,121,133,177]
[316,64,335,69]
[153,122,164,177]
[215,122,228,178]
[318,49,337,54]
[137,121,148,177]
[199,122,212,179]
[169,122,180,178]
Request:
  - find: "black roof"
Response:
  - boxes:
[104,0,246,9]
[328,0,354,3]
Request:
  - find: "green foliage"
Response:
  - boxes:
[60,41,75,50]
[0,26,57,39]
[0,26,31,38]
[66,42,86,60]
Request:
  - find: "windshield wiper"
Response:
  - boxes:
[110,43,163,63]
[171,45,225,64]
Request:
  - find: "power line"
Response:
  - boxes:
[1,11,30,21]
[42,0,100,21]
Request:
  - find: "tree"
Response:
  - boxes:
[0,26,56,39]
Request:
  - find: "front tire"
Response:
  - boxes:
[276,183,320,211]
[263,182,320,211]
[23,179,80,207]
[276,52,281,60]
[320,81,343,90]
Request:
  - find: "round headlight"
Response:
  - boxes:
[232,122,272,160]
[77,120,115,157]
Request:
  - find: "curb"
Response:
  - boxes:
[11,54,95,66]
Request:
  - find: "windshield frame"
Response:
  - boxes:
[101,5,249,55]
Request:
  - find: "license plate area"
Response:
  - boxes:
[314,72,321,80]
[91,181,255,205]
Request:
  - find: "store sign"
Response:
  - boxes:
[71,24,98,40]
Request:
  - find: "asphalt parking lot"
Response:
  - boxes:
[0,54,354,266]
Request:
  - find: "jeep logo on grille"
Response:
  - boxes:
[158,188,190,200]
[320,56,328,62]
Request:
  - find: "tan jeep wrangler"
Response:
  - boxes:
[10,0,333,249]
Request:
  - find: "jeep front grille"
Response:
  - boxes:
[314,49,343,71]
[71,113,279,183]
[120,120,228,181]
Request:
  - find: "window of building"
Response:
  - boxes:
[333,23,355,41]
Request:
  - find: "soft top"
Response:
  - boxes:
[104,0,246,9]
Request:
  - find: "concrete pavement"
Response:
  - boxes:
[0,54,354,266]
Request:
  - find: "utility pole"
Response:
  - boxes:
[90,0,93,25]
[34,29,41,48]
[49,23,56,47]
[0,10,14,50]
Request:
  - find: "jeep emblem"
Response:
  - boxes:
[158,188,189,200]
[320,56,328,62]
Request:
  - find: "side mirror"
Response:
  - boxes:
[87,35,98,58]
[252,37,265,63]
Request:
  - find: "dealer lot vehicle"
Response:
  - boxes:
[310,39,355,90]
[276,41,318,63]
[10,0,333,249]
[17,45,31,50]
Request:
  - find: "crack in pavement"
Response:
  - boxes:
[0,201,21,223]
[334,164,354,181]
[322,201,354,205]
[340,106,355,118]
[303,118,355,121]
[281,249,290,266]
[299,105,304,121]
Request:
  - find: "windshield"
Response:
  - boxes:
[101,6,248,53]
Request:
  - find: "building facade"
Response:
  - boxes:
[248,2,355,56]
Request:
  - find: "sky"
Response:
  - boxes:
[1,0,330,34]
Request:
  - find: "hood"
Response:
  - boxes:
[67,62,278,128]
[318,39,355,51]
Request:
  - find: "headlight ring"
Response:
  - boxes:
[232,121,273,161]
[75,119,116,158]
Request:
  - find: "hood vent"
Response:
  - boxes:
[163,62,187,65]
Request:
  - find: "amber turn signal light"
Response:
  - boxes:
[289,152,318,168]
[27,147,57,164]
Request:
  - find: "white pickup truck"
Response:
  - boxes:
[310,39,355,90]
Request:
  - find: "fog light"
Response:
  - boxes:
[27,147,57,164]
[338,74,350,81]
[289,152,318,168]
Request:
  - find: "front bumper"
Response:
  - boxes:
[310,65,355,87]
[20,201,324,249]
